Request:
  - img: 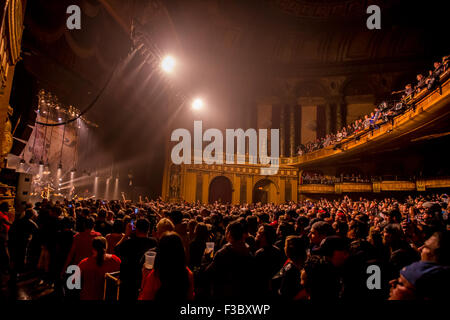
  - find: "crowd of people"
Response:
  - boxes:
[297,55,449,156]
[1,192,449,301]
[302,173,373,185]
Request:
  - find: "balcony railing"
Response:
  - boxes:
[298,177,450,194]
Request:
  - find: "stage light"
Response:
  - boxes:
[113,177,119,200]
[192,98,203,110]
[93,176,99,198]
[43,163,50,175]
[161,55,176,73]
[17,158,25,172]
[58,117,62,121]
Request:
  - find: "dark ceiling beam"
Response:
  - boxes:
[97,0,131,35]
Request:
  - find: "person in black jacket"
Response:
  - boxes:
[254,224,284,297]
[382,223,420,281]
[272,235,307,299]
[115,218,157,301]
[8,209,38,277]
[205,220,257,299]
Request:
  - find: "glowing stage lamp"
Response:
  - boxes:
[161,55,176,73]
[192,98,203,111]
[43,163,51,175]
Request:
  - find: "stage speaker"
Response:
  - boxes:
[16,172,33,211]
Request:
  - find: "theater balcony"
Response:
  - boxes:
[283,70,450,170]
[298,177,450,195]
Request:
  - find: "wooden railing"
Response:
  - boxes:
[298,178,450,194]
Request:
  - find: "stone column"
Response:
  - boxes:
[280,105,285,157]
[336,103,342,131]
[246,176,253,204]
[232,174,239,205]
[336,96,347,130]
[325,104,332,135]
[332,95,346,131]
[289,104,295,157]
[202,174,209,204]
[257,102,272,156]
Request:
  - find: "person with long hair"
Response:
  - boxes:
[139,232,194,301]
[78,236,121,300]
[188,222,209,270]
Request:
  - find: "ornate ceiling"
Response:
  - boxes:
[19,0,449,107]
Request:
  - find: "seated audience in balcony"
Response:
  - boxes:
[415,74,427,93]
[296,56,449,156]
[443,55,449,71]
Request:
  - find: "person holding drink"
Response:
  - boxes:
[139,232,194,301]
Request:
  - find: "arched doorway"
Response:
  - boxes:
[208,176,232,204]
[253,179,278,204]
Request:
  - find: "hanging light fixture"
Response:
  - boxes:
[29,117,39,165]
[17,157,26,172]
[43,162,50,175]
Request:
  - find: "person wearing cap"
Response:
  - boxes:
[418,202,445,239]
[388,261,450,300]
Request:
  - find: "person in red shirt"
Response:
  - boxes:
[0,202,12,273]
[105,219,124,254]
[78,236,121,300]
[63,217,101,274]
[139,232,194,301]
